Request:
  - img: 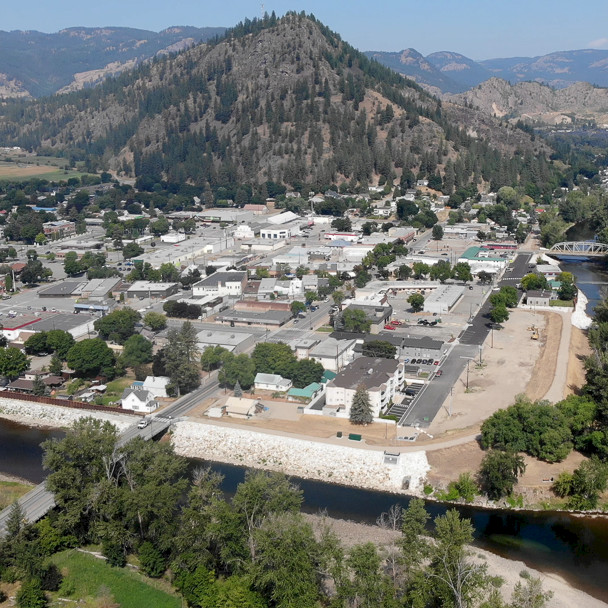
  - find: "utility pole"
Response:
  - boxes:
[460,356,475,391]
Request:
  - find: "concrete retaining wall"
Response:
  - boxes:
[172,421,430,493]
[0,397,133,431]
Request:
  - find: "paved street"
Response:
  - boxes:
[401,252,532,428]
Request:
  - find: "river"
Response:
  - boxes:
[1,417,608,602]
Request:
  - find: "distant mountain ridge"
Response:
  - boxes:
[366,48,608,92]
[0,26,226,98]
[447,77,608,126]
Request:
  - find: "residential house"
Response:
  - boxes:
[121,388,158,413]
[254,373,293,392]
[143,376,171,398]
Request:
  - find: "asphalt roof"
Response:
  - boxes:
[330,356,400,391]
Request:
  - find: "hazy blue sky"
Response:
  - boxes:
[4,0,608,59]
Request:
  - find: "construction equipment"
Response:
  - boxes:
[531,330,539,340]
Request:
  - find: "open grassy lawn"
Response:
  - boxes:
[50,550,180,608]
[0,480,33,510]
[98,376,136,406]
[550,299,574,307]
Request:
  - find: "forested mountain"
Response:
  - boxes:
[0,26,226,98]
[0,13,559,198]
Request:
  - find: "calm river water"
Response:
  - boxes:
[1,417,608,602]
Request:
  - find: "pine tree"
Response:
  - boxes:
[234,380,243,398]
[350,384,373,425]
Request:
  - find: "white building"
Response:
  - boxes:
[120,389,158,413]
[192,271,247,297]
[260,219,302,240]
[309,338,357,372]
[325,356,404,418]
[160,232,187,243]
[423,285,464,314]
[254,373,293,392]
[234,224,256,240]
[143,376,171,398]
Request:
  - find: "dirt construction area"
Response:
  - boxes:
[424,307,595,501]
[427,308,560,438]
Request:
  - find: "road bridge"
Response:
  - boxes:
[548,241,608,258]
[0,378,219,536]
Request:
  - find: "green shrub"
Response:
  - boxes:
[138,541,166,578]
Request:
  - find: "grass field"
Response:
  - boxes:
[51,550,181,608]
[0,163,86,182]
[0,480,34,510]
[0,154,87,182]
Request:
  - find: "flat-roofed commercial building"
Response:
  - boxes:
[126,281,179,299]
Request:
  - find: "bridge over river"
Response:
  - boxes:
[0,375,220,536]
[547,241,608,258]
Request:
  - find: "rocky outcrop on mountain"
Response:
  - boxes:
[449,77,608,125]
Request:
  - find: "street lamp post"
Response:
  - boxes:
[460,356,475,391]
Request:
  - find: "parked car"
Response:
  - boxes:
[434,360,440,365]
[390,320,401,326]
[384,324,395,330]
[403,358,410,364]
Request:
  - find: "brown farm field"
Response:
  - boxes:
[0,155,85,182]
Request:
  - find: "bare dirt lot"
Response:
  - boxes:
[426,309,552,439]
[425,308,596,503]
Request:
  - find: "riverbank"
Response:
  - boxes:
[0,397,134,431]
[171,420,430,493]
[306,514,608,608]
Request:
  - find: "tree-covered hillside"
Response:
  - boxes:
[0,12,561,199]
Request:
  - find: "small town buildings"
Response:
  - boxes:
[160,232,187,243]
[287,382,324,403]
[197,330,255,354]
[0,315,41,341]
[143,376,171,398]
[400,336,445,361]
[535,264,561,279]
[260,222,300,240]
[526,290,553,307]
[120,388,158,413]
[309,337,357,372]
[325,356,404,418]
[423,285,464,314]
[192,271,247,297]
[343,303,393,334]
[216,309,292,328]
[254,373,293,392]
[43,220,76,238]
[234,224,256,239]
[266,211,300,225]
[126,281,179,299]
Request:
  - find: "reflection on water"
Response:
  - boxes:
[205,460,608,603]
[1,422,608,602]
[559,259,608,315]
[0,418,63,483]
